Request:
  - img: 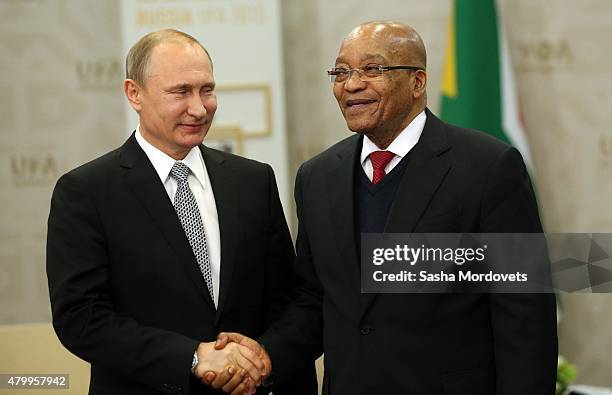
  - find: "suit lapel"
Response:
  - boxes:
[119,135,215,309]
[326,136,362,295]
[200,146,240,323]
[360,110,453,317]
[384,114,452,233]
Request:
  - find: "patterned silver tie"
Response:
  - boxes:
[170,161,213,299]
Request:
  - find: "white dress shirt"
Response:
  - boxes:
[360,110,427,181]
[135,127,221,307]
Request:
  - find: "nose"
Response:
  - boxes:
[187,94,207,119]
[344,70,366,92]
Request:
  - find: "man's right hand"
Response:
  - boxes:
[193,341,262,394]
[199,332,272,394]
[215,332,272,380]
[203,365,255,395]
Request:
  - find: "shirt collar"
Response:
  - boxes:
[360,110,427,165]
[135,125,207,189]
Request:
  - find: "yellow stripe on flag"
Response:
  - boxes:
[441,2,457,98]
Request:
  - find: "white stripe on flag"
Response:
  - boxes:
[496,0,533,170]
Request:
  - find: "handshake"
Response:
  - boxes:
[193,332,271,395]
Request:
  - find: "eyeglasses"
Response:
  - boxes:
[327,64,423,83]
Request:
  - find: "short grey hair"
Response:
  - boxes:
[125,29,213,86]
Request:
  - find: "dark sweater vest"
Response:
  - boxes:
[354,150,411,236]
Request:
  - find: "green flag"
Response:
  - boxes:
[440,0,532,169]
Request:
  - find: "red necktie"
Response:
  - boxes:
[370,150,395,184]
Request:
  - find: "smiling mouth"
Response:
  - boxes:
[180,123,205,129]
[345,99,376,112]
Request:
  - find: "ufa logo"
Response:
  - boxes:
[76,59,122,90]
[10,153,58,186]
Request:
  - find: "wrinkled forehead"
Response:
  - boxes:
[335,31,412,66]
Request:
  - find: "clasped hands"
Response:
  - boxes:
[192,332,271,395]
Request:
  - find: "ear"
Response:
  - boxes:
[124,79,143,112]
[413,70,427,99]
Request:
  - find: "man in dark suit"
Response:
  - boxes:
[218,21,558,394]
[46,29,315,395]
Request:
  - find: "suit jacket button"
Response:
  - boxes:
[360,326,372,335]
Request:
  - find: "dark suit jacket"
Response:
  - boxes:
[47,134,316,395]
[261,109,558,395]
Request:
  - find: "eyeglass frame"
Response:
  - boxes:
[326,64,424,83]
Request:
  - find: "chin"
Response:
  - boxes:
[346,122,372,135]
[345,116,374,133]
[179,136,205,149]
